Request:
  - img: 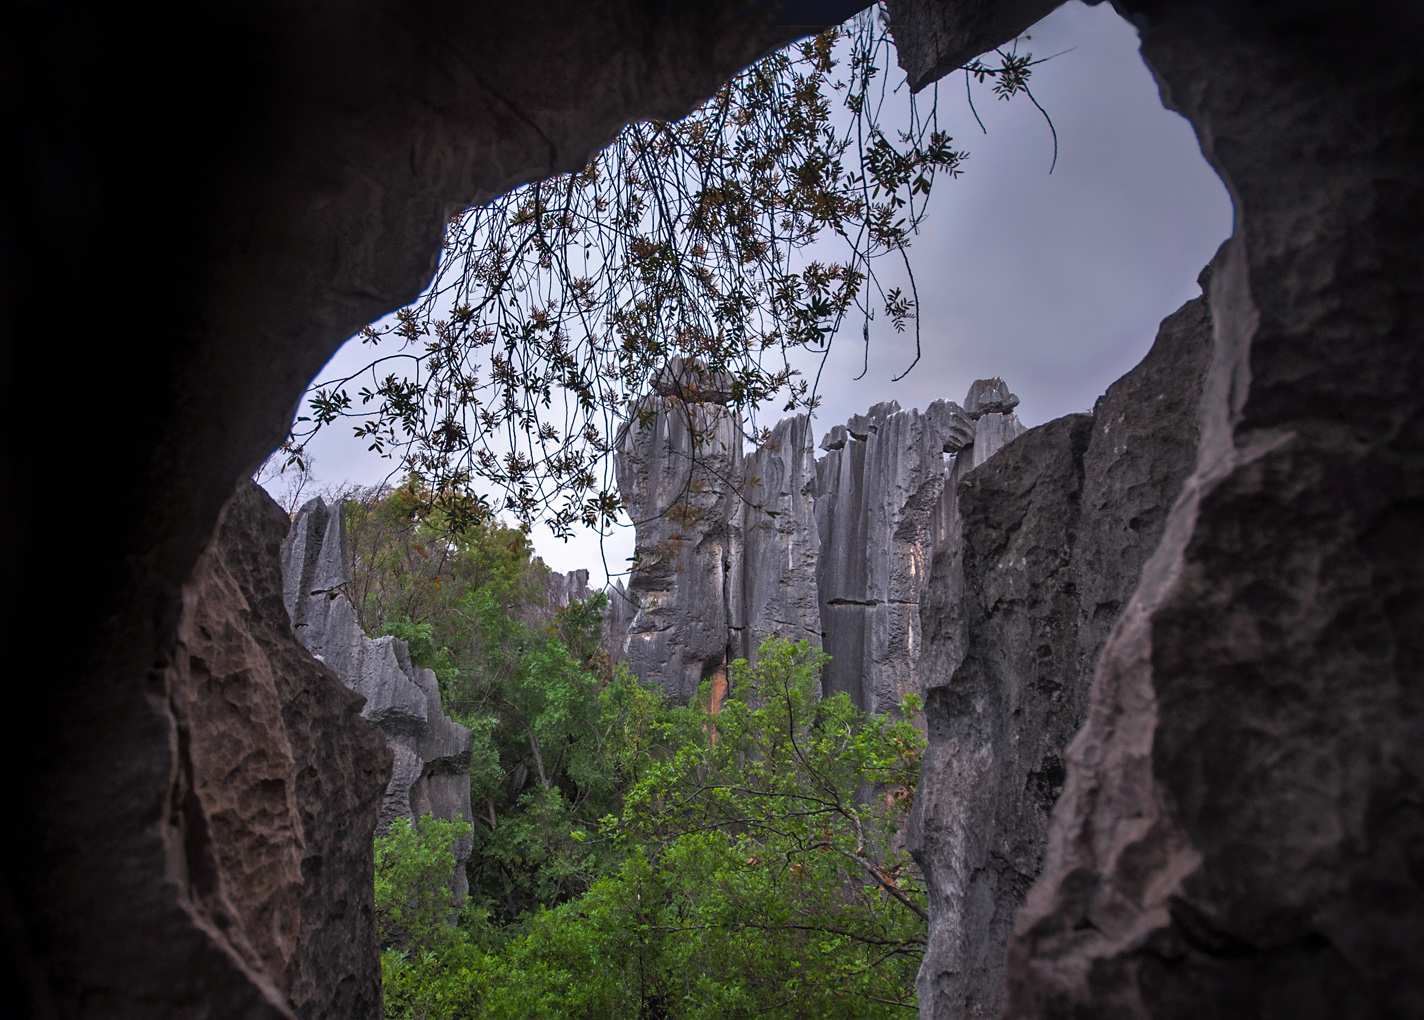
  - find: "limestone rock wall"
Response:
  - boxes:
[615,390,745,703]
[815,388,1024,713]
[1002,13,1424,1017]
[732,413,823,663]
[909,276,1215,1020]
[611,377,1024,712]
[281,498,475,907]
[178,480,390,1020]
[6,4,832,1013]
[882,3,1424,1018]
[540,566,591,612]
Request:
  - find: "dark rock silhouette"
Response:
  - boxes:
[910,264,1216,1020]
[2,5,822,1014]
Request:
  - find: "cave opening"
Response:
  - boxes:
[5,0,1420,1017]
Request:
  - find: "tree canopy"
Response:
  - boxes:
[376,640,927,1020]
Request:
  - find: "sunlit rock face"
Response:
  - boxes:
[611,377,1025,712]
[282,498,475,910]
[179,481,390,1020]
[909,267,1216,1020]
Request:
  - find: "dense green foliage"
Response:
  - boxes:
[346,479,632,923]
[353,483,926,1017]
[376,815,476,954]
[377,642,926,1019]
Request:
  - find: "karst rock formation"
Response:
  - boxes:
[7,1,1422,1018]
[610,358,1026,713]
[281,498,476,910]
[606,256,1213,1020]
[171,481,391,1019]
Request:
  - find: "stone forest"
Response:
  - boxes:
[3,0,1421,1019]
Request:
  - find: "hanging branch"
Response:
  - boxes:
[280,7,1054,544]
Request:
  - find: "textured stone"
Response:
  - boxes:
[814,386,1024,714]
[885,0,1064,93]
[816,401,946,712]
[732,414,822,663]
[540,565,591,611]
[605,578,637,664]
[910,278,1214,1020]
[16,1,1424,1017]
[1001,10,1424,1017]
[283,498,475,909]
[179,480,390,1020]
[615,395,744,702]
[651,356,738,405]
[612,378,1025,712]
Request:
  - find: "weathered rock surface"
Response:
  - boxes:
[178,480,390,1020]
[615,391,745,702]
[1000,10,1424,1017]
[814,387,1025,713]
[613,380,1024,712]
[282,498,475,908]
[13,0,1424,1016]
[540,565,591,611]
[910,274,1215,1020]
[732,414,823,663]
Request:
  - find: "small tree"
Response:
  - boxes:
[374,814,475,953]
[473,639,928,1018]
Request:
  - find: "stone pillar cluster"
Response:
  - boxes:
[607,358,1026,711]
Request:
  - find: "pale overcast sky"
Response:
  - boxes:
[270,1,1231,586]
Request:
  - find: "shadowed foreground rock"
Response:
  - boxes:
[282,497,476,909]
[7,0,1423,1016]
[1001,11,1424,1018]
[178,481,390,1020]
[887,2,1424,1017]
[1,4,830,1015]
[910,265,1215,1020]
